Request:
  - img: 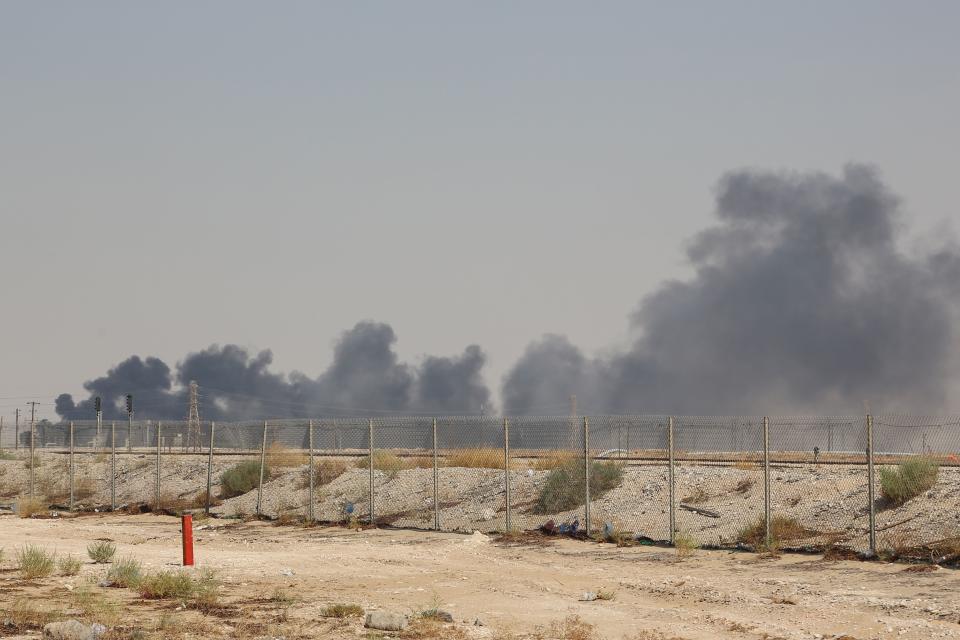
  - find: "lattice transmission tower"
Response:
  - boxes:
[186,381,201,452]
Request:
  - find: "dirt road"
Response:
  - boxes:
[0,514,958,639]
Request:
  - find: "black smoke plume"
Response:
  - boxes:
[56,321,492,420]
[503,165,960,415]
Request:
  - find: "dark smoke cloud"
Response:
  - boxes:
[57,321,492,420]
[503,165,960,415]
[58,166,960,419]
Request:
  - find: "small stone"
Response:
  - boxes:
[432,610,454,623]
[580,592,598,601]
[365,611,408,631]
[43,620,99,640]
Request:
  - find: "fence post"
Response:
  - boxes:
[763,416,771,549]
[368,418,375,525]
[504,417,511,532]
[205,422,215,515]
[111,421,116,511]
[583,416,591,537]
[432,418,439,531]
[256,421,268,517]
[867,414,876,555]
[69,421,75,511]
[155,421,163,511]
[668,416,675,545]
[29,415,35,497]
[308,420,315,524]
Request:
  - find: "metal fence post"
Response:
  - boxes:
[583,416,591,537]
[432,418,439,531]
[368,418,375,525]
[867,414,876,555]
[504,417,511,532]
[111,421,116,511]
[256,421,268,517]
[308,419,315,524]
[155,421,162,511]
[668,416,675,544]
[763,416,771,549]
[69,421,75,511]
[205,422,215,515]
[29,415,35,497]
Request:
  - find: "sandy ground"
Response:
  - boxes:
[1,514,959,640]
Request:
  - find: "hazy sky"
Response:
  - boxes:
[2,2,958,421]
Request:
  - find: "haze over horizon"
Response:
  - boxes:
[3,3,960,421]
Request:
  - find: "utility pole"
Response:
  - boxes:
[0,416,3,450]
[15,408,19,450]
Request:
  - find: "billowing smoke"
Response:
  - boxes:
[503,165,960,415]
[58,166,960,419]
[57,321,492,420]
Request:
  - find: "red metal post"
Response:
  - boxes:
[181,514,194,566]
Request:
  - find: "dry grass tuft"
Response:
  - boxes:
[737,515,810,548]
[446,448,508,469]
[734,477,754,493]
[674,531,698,558]
[87,540,116,563]
[266,442,308,468]
[58,554,82,576]
[733,460,757,471]
[357,450,411,472]
[532,450,575,471]
[16,544,56,579]
[106,556,143,587]
[321,603,364,618]
[880,457,939,506]
[298,458,349,489]
[17,496,47,518]
[531,615,600,640]
[681,486,710,504]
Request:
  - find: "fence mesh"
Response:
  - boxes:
[2,414,959,560]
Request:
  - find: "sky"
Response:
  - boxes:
[1,2,959,422]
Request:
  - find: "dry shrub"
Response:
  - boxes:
[531,615,600,640]
[734,477,754,493]
[17,496,47,518]
[68,586,120,625]
[535,459,624,513]
[880,457,939,506]
[733,460,757,471]
[58,554,82,576]
[106,556,142,587]
[532,450,575,471]
[220,460,269,498]
[87,540,116,563]
[138,570,196,600]
[674,531,698,558]
[16,545,56,579]
[408,456,435,469]
[357,450,411,472]
[321,603,364,618]
[681,486,710,504]
[401,618,469,640]
[266,442,308,468]
[447,448,507,469]
[737,515,809,548]
[299,458,349,489]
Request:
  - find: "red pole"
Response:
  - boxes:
[181,514,194,566]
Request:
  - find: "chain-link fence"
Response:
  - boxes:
[2,415,959,560]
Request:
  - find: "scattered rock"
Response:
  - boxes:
[43,620,103,640]
[429,609,454,623]
[365,611,408,631]
[580,591,598,601]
